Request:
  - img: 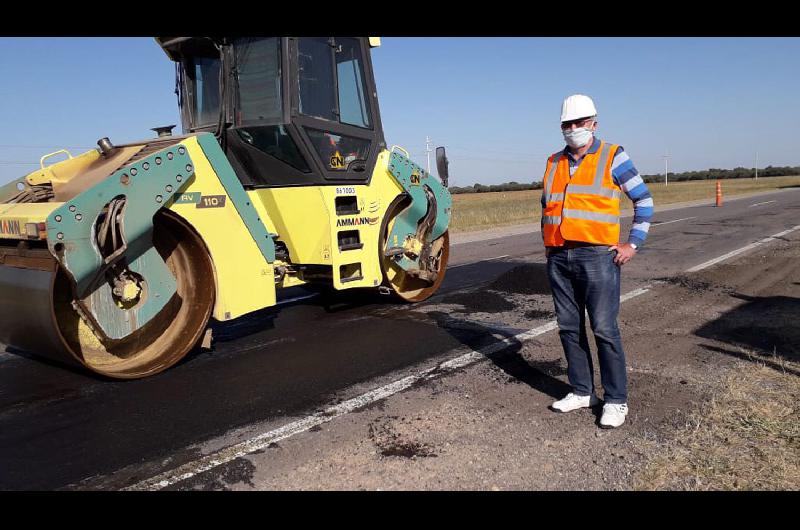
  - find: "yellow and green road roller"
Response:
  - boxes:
[0,37,452,378]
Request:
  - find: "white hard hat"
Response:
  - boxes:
[561,94,597,123]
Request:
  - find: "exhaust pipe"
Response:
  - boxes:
[151,125,176,138]
[97,137,115,157]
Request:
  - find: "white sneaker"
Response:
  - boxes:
[551,392,600,413]
[600,403,629,428]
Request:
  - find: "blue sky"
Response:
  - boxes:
[1,37,798,187]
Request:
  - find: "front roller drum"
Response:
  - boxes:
[0,212,215,379]
[379,197,450,302]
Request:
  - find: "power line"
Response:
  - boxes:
[400,141,540,158]
[0,144,94,150]
[442,143,540,157]
[407,150,545,163]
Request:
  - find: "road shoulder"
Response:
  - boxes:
[169,227,800,490]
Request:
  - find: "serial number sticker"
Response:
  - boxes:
[336,186,356,195]
[196,195,227,209]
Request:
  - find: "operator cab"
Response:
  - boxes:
[156,37,386,187]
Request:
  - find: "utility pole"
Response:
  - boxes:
[663,153,670,186]
[425,136,432,174]
[755,151,758,180]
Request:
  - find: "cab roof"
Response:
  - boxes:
[155,37,381,61]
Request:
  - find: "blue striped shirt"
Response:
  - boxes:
[541,136,653,247]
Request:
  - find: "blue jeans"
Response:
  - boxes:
[546,245,628,404]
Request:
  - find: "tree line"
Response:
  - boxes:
[448,165,800,194]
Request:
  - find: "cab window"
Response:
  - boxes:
[305,129,370,172]
[298,37,373,129]
[335,37,372,129]
[235,125,310,173]
[234,37,282,124]
[187,56,222,128]
[298,37,336,121]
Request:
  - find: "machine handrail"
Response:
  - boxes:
[389,145,410,159]
[40,149,74,169]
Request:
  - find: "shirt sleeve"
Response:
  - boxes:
[611,146,653,247]
[540,186,546,242]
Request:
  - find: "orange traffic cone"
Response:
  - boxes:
[715,180,723,207]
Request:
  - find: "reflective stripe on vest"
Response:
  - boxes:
[543,153,560,204]
[544,192,564,203]
[560,209,619,224]
[541,141,622,246]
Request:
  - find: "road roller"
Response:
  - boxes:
[0,37,452,378]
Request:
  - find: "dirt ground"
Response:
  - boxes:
[172,234,800,491]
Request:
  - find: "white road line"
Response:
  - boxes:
[449,254,510,269]
[686,224,800,272]
[125,284,652,491]
[620,286,653,302]
[749,200,777,208]
[651,216,696,226]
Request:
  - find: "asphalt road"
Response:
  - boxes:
[1,187,798,490]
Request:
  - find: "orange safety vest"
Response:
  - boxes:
[541,140,622,247]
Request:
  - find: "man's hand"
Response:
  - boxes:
[609,242,637,266]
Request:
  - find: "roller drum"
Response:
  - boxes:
[0,265,80,367]
[0,212,215,379]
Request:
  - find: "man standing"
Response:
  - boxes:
[541,94,653,428]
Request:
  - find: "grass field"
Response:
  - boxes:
[634,355,800,491]
[450,175,800,233]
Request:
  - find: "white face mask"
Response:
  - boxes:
[562,127,593,148]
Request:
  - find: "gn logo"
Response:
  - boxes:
[330,151,345,170]
[410,172,421,185]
